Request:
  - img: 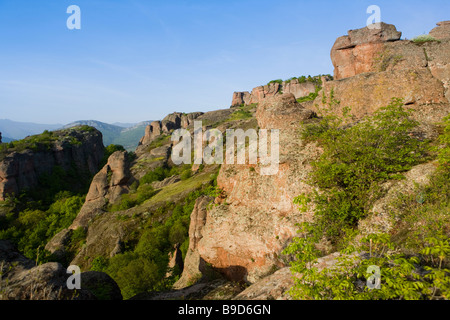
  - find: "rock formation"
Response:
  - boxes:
[0,132,2,144]
[231,78,319,107]
[175,94,320,285]
[137,112,203,154]
[166,244,184,278]
[70,150,133,230]
[46,150,134,268]
[0,240,122,300]
[0,127,104,201]
[429,20,450,41]
[174,196,213,289]
[317,21,450,123]
[174,21,450,291]
[331,22,402,80]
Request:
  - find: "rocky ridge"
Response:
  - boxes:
[0,127,104,201]
[231,78,321,107]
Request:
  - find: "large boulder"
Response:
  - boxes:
[0,240,121,300]
[331,22,402,80]
[429,21,450,41]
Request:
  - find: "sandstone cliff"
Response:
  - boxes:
[176,93,320,284]
[322,21,450,124]
[136,112,204,155]
[0,127,104,201]
[231,78,321,107]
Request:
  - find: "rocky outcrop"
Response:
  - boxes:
[0,127,104,201]
[331,22,402,80]
[231,79,318,107]
[174,94,320,285]
[166,244,184,278]
[46,151,134,265]
[317,22,450,123]
[429,21,450,41]
[137,112,203,153]
[0,132,2,144]
[69,151,133,230]
[231,91,252,107]
[174,196,213,289]
[358,161,438,237]
[138,121,161,146]
[233,252,349,300]
[0,240,121,300]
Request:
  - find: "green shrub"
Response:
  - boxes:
[180,169,192,181]
[412,35,440,44]
[0,193,85,262]
[283,231,450,300]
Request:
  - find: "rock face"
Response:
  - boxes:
[46,150,134,266]
[0,128,104,201]
[319,22,450,122]
[358,161,438,237]
[166,244,184,278]
[233,252,348,300]
[174,196,213,289]
[231,79,318,107]
[231,91,252,107]
[331,22,402,80]
[137,112,203,153]
[70,151,133,230]
[0,240,122,300]
[429,21,450,41]
[175,94,320,285]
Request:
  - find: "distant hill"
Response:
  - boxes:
[63,120,153,151]
[0,119,62,140]
[112,122,137,128]
[1,136,14,143]
[0,119,153,151]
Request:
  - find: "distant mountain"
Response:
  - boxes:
[62,120,124,146]
[63,120,153,151]
[1,136,14,143]
[0,119,62,140]
[112,122,138,128]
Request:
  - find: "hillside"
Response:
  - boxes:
[0,20,449,301]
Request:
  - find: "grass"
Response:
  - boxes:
[145,167,219,205]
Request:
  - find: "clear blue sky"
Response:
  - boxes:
[0,0,448,124]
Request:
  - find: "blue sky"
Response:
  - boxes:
[0,0,448,124]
